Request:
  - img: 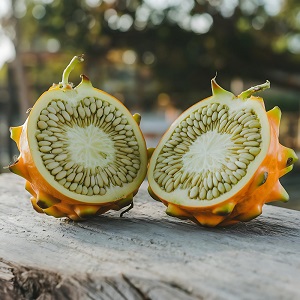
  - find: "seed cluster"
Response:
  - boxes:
[35,97,141,196]
[153,103,262,200]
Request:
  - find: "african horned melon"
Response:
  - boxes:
[147,78,298,227]
[9,55,148,220]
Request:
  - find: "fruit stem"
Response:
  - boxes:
[61,55,84,87]
[239,80,270,100]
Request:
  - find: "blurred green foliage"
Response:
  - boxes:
[2,0,300,110]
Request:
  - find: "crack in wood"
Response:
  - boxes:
[0,260,200,300]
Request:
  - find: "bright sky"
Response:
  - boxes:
[0,0,14,69]
[0,0,11,18]
[0,31,15,69]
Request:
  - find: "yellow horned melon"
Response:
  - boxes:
[147,78,298,227]
[9,55,147,220]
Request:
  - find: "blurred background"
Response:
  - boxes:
[0,0,299,210]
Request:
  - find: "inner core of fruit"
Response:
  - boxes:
[35,97,141,198]
[182,131,235,173]
[152,102,263,202]
[66,124,115,168]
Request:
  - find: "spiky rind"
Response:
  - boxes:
[148,80,297,227]
[166,204,191,220]
[212,202,235,216]
[211,78,232,97]
[9,158,30,181]
[10,126,23,148]
[9,56,148,220]
[36,192,61,209]
[28,189,134,220]
[267,106,281,136]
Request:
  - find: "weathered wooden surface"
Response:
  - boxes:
[0,173,299,300]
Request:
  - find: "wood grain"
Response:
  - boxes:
[0,173,299,300]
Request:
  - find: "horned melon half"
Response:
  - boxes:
[9,55,148,220]
[147,78,298,227]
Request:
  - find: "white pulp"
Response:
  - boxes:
[182,130,235,174]
[66,124,115,169]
